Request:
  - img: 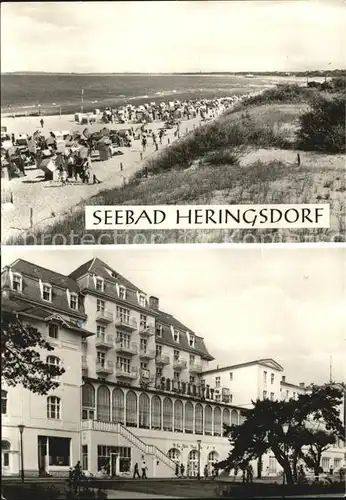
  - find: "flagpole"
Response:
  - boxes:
[81,88,84,113]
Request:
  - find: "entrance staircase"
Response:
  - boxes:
[82,420,176,471]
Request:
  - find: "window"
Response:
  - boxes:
[215,376,221,388]
[82,445,88,471]
[97,325,106,337]
[117,356,130,373]
[185,402,193,433]
[269,457,277,474]
[229,372,233,381]
[48,323,58,339]
[117,331,130,347]
[2,440,10,467]
[126,391,137,427]
[97,386,110,421]
[173,350,180,360]
[173,371,180,381]
[47,356,61,381]
[321,457,330,471]
[194,403,203,434]
[188,334,195,348]
[82,383,95,419]
[271,373,275,384]
[168,448,181,463]
[97,351,106,367]
[12,273,22,291]
[263,390,267,399]
[116,306,130,324]
[119,286,126,300]
[139,294,146,307]
[214,407,222,436]
[189,354,195,364]
[263,371,267,385]
[174,400,183,432]
[151,395,162,429]
[140,314,147,329]
[140,338,147,353]
[39,436,70,467]
[97,445,131,474]
[47,396,61,419]
[270,392,274,400]
[205,405,212,435]
[173,330,180,343]
[156,324,163,337]
[97,299,105,312]
[112,388,125,423]
[140,362,148,369]
[70,293,78,310]
[190,375,195,384]
[163,397,173,431]
[156,367,163,378]
[95,277,104,292]
[42,283,52,302]
[139,393,150,428]
[156,345,162,356]
[1,390,7,415]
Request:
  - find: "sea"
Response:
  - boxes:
[0,73,305,116]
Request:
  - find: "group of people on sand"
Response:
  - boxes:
[55,149,101,186]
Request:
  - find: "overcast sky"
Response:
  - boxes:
[2,245,345,386]
[1,1,345,73]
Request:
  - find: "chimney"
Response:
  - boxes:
[282,376,286,382]
[149,296,159,310]
[299,382,305,388]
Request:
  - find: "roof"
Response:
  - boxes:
[202,358,284,375]
[156,309,214,361]
[10,259,79,292]
[281,381,305,390]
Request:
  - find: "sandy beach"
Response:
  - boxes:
[1,112,206,243]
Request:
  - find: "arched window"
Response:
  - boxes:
[47,396,61,419]
[168,448,180,464]
[174,400,183,432]
[163,397,173,431]
[47,355,61,380]
[97,386,110,421]
[151,395,162,430]
[1,440,11,468]
[112,388,124,423]
[185,401,193,433]
[82,383,95,420]
[139,393,150,428]
[187,449,200,477]
[231,409,238,425]
[208,451,219,474]
[223,408,230,431]
[204,405,212,435]
[213,407,222,436]
[195,403,203,435]
[126,391,137,427]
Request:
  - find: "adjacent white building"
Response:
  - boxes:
[1,258,345,478]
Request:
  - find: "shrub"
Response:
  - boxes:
[297,93,346,153]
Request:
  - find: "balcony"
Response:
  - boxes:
[115,340,138,355]
[138,324,155,337]
[189,361,202,374]
[115,316,137,331]
[96,360,113,376]
[173,358,187,371]
[95,334,114,349]
[96,310,113,323]
[155,353,170,365]
[139,368,155,385]
[115,364,138,380]
[139,348,155,360]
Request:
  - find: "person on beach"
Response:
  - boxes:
[141,135,147,152]
[93,174,101,184]
[40,118,44,128]
[159,129,165,144]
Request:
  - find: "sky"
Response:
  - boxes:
[1,1,345,73]
[2,245,346,386]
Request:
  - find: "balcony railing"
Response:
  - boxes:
[115,341,138,355]
[95,310,114,323]
[96,360,114,375]
[139,348,155,360]
[155,353,170,365]
[115,364,138,379]
[138,324,155,337]
[189,361,202,374]
[173,358,188,370]
[95,334,114,349]
[115,316,137,331]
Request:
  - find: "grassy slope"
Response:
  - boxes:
[12,92,345,245]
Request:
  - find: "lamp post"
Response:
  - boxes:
[18,425,25,483]
[282,423,289,487]
[197,439,201,480]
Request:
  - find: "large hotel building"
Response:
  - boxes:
[1,258,345,478]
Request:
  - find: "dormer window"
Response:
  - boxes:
[173,350,180,360]
[69,293,78,310]
[138,294,146,307]
[42,283,52,302]
[156,324,163,337]
[173,329,180,343]
[188,333,195,348]
[119,286,126,300]
[12,272,22,292]
[95,277,104,292]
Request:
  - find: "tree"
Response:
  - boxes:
[217,385,345,485]
[1,311,65,394]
